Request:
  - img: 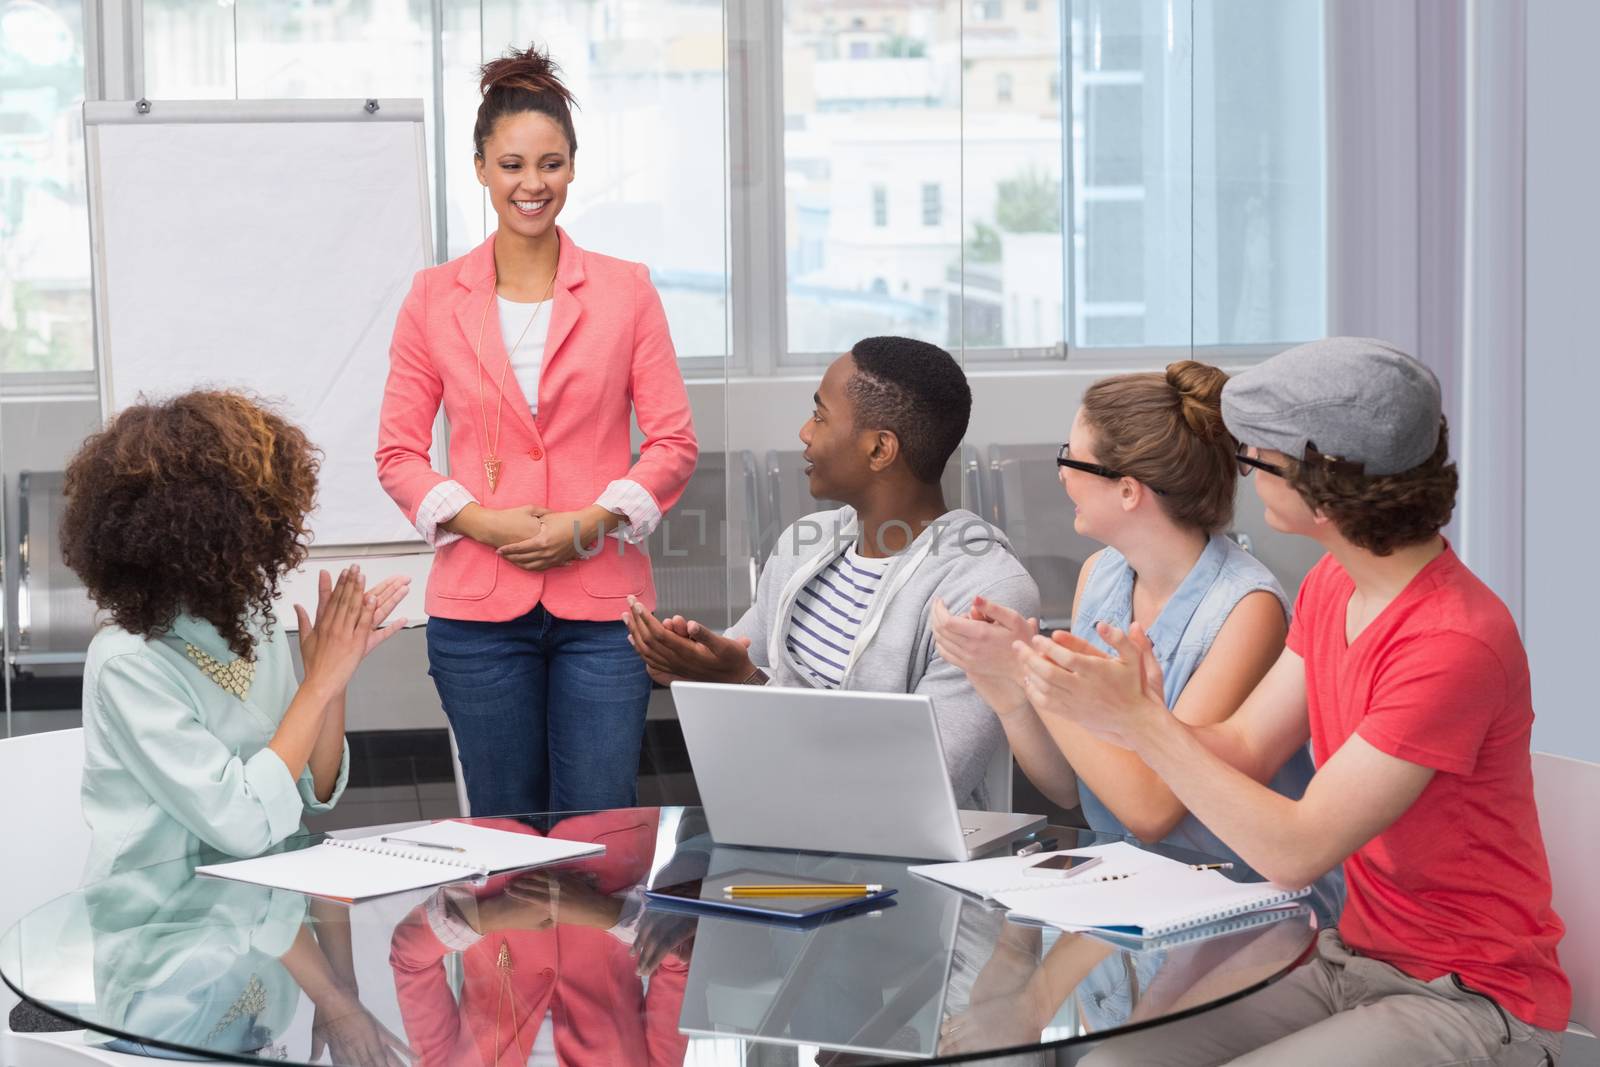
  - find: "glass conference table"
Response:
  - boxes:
[1,808,1316,1066]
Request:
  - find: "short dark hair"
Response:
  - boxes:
[60,391,320,659]
[475,43,578,159]
[846,336,971,484]
[1287,416,1458,556]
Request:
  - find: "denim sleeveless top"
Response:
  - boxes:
[1072,533,1343,925]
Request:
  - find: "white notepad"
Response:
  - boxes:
[196,821,605,902]
[912,841,1309,939]
[910,841,1157,899]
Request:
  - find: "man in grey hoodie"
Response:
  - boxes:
[624,336,1040,810]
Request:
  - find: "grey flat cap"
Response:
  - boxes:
[1221,337,1442,476]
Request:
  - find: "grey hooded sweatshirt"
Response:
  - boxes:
[725,507,1041,810]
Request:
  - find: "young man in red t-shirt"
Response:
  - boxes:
[1022,337,1568,1065]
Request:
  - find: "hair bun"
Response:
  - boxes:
[1166,360,1229,441]
[479,43,574,106]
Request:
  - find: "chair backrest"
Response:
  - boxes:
[983,736,1014,812]
[1532,751,1600,1033]
[641,451,759,626]
[447,726,470,819]
[0,727,89,1015]
[986,444,1099,629]
[15,472,97,661]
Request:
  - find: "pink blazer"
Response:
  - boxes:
[377,229,697,622]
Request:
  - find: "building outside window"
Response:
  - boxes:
[0,0,91,374]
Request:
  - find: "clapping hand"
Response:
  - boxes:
[293,566,407,693]
[622,597,757,686]
[1014,621,1169,747]
[931,595,1038,717]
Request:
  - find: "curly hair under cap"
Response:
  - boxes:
[60,391,321,659]
[1286,416,1458,557]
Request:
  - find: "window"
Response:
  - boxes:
[1,0,92,373]
[59,0,1322,377]
[1066,0,1325,347]
[141,0,729,361]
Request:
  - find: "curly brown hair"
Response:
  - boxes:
[1286,417,1457,556]
[60,391,321,659]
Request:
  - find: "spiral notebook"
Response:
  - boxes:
[196,821,604,902]
[912,841,1309,939]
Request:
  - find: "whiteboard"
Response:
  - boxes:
[85,99,435,548]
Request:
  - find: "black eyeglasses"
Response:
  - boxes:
[1236,441,1365,479]
[1057,444,1167,495]
[1236,442,1288,478]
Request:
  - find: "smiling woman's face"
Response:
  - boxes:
[474,110,573,243]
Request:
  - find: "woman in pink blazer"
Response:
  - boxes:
[377,44,696,817]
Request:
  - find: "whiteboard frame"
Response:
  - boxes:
[83,98,440,559]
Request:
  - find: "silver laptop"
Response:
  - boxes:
[671,682,1045,861]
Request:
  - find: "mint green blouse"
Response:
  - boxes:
[80,613,348,882]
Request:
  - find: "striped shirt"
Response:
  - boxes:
[784,543,894,689]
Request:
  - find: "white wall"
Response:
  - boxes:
[1525,0,1600,762]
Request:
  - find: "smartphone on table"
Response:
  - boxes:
[1024,853,1105,879]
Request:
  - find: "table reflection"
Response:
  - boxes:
[2,812,1318,1066]
[389,809,690,1067]
[940,906,1316,1058]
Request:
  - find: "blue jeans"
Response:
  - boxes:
[427,605,652,816]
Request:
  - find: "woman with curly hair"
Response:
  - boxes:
[377,44,695,816]
[64,391,408,880]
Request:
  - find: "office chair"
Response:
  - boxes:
[1532,752,1600,1063]
[0,728,145,1067]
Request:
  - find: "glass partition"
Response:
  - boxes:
[4,0,1325,727]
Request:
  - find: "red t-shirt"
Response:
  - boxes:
[1287,546,1569,1030]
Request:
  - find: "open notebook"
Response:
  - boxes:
[196,821,604,902]
[912,841,1309,939]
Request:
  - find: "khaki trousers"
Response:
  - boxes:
[1077,929,1564,1067]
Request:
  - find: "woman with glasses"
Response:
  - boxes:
[932,360,1340,922]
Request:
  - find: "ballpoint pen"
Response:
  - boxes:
[1189,862,1235,871]
[381,836,468,853]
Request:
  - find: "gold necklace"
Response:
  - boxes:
[473,264,557,494]
[185,643,255,700]
[491,941,529,1067]
[205,973,266,1042]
